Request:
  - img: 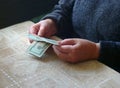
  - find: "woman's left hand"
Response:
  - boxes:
[52,38,100,63]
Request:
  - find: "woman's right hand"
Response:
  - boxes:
[29,19,57,43]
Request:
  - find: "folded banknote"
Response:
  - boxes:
[27,34,59,57]
[27,41,51,57]
[28,34,59,45]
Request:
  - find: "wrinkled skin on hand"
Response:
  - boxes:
[29,19,100,63]
[53,38,100,63]
[29,19,57,43]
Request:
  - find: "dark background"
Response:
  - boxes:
[0,0,58,29]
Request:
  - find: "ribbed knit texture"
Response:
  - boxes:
[42,0,120,72]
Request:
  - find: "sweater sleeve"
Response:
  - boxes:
[98,41,120,71]
[41,0,75,38]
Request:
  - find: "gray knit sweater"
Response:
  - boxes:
[42,0,120,71]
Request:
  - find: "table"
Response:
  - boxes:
[0,21,120,88]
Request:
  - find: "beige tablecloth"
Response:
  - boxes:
[0,21,120,88]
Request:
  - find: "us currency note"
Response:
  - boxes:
[28,34,59,45]
[27,41,51,57]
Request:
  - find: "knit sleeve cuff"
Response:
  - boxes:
[98,41,120,66]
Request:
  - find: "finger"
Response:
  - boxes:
[29,23,40,35]
[37,26,46,37]
[54,45,73,53]
[60,39,76,45]
[29,24,38,42]
[29,38,33,43]
[52,45,69,61]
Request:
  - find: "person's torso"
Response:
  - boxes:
[72,0,120,42]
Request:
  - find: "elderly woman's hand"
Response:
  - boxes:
[53,38,100,63]
[29,19,57,43]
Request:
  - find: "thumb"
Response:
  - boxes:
[60,39,76,45]
[37,25,46,37]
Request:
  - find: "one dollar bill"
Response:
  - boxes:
[28,34,59,45]
[27,41,51,57]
